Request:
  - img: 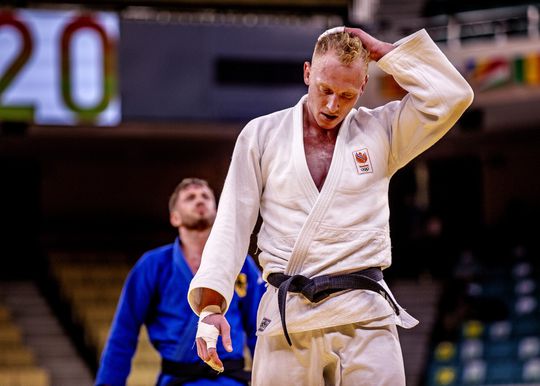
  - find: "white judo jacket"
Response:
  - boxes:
[189,29,474,336]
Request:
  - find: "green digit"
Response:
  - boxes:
[0,11,35,122]
[60,14,117,124]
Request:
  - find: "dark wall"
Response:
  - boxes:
[119,18,323,121]
[0,127,238,261]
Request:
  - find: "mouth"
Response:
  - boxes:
[321,112,338,121]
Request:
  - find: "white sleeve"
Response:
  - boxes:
[377,29,474,174]
[188,122,263,314]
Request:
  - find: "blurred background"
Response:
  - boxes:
[0,0,539,385]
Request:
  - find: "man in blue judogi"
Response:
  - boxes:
[96,178,264,386]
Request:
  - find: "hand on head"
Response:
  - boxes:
[318,26,395,62]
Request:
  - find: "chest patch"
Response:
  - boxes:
[352,148,373,175]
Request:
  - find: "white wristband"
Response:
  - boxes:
[199,304,222,321]
[317,26,345,42]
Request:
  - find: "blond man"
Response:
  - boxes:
[189,27,474,386]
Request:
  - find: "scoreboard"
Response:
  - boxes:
[0,8,120,126]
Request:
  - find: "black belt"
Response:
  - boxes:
[267,267,400,346]
[162,358,250,385]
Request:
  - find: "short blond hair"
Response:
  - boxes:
[168,178,213,213]
[314,31,369,69]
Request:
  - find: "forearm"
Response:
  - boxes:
[379,29,474,170]
[188,124,263,314]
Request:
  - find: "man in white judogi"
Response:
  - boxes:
[188,26,474,385]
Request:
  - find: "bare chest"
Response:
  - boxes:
[303,136,336,191]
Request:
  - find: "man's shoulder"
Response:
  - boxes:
[137,243,174,266]
[243,104,295,133]
[353,101,401,127]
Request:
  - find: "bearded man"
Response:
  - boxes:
[96,178,264,386]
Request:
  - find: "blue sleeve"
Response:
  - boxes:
[239,255,265,356]
[95,254,157,386]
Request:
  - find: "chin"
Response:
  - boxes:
[317,115,343,129]
[317,121,339,130]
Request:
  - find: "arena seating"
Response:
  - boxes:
[49,254,161,386]
[426,255,540,386]
[0,302,51,386]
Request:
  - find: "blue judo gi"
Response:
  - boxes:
[95,238,264,386]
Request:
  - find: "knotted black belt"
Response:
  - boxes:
[162,358,250,385]
[267,267,400,346]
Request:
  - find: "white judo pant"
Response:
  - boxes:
[251,323,405,386]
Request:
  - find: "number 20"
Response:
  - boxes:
[0,11,117,124]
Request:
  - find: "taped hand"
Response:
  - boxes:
[195,305,233,372]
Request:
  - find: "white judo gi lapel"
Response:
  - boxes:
[285,98,356,275]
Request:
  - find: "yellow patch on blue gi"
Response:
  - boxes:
[234,273,248,298]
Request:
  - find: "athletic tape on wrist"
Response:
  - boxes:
[199,304,222,320]
[196,305,222,350]
[317,26,345,42]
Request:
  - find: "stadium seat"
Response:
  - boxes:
[460,339,483,360]
[462,320,485,340]
[434,341,459,363]
[514,295,539,316]
[522,358,540,383]
[0,306,11,322]
[518,336,540,359]
[0,368,51,386]
[512,262,533,279]
[428,365,460,386]
[0,346,36,366]
[0,323,23,344]
[461,359,486,384]
[126,364,160,386]
[487,320,512,340]
[514,278,537,296]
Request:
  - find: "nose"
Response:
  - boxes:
[326,95,339,114]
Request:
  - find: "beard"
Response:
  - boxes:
[182,216,214,231]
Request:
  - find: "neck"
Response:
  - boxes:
[303,105,339,142]
[179,227,211,272]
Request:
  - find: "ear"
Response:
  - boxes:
[170,211,182,228]
[360,74,369,94]
[303,61,311,86]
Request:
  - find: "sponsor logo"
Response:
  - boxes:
[258,317,271,332]
[352,148,373,175]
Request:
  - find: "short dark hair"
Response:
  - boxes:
[168,178,212,213]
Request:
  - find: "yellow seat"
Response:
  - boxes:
[94,324,113,355]
[132,342,160,366]
[78,304,117,327]
[0,324,23,345]
[0,346,36,367]
[0,367,51,386]
[127,363,160,386]
[59,277,125,300]
[67,284,122,303]
[0,306,11,322]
